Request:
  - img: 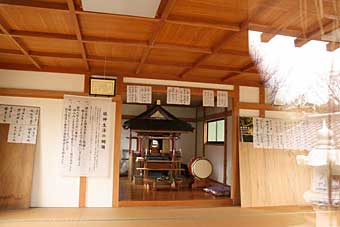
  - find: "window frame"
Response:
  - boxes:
[206,118,225,144]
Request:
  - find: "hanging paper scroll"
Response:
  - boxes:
[217,91,228,107]
[0,105,40,144]
[166,87,191,105]
[127,85,152,104]
[61,95,114,177]
[203,90,214,107]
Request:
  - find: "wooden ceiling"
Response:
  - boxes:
[0,0,339,86]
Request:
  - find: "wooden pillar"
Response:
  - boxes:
[223,107,228,185]
[195,107,198,157]
[128,130,133,182]
[202,107,206,157]
[112,75,123,207]
[171,134,175,161]
[231,85,240,205]
[259,86,265,118]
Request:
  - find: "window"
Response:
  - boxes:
[207,119,224,143]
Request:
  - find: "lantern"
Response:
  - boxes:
[297,120,340,207]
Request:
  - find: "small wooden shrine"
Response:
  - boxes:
[123,103,194,190]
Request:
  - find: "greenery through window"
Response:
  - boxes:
[207,119,224,143]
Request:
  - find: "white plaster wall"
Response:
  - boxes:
[86,103,115,207]
[240,109,260,117]
[265,110,304,119]
[163,106,196,119]
[205,144,224,183]
[240,86,259,103]
[196,121,204,157]
[0,70,84,92]
[0,96,80,207]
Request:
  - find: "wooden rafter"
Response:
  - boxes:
[294,20,336,47]
[222,62,255,82]
[0,62,261,86]
[66,0,89,71]
[0,15,41,69]
[179,21,249,79]
[0,48,257,75]
[249,22,301,37]
[327,41,340,51]
[260,12,301,42]
[135,0,177,74]
[2,30,212,54]
[166,17,241,31]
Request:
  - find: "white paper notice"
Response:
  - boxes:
[253,117,316,150]
[2,104,40,144]
[203,90,214,107]
[61,95,114,177]
[126,85,152,104]
[167,87,191,105]
[217,91,228,107]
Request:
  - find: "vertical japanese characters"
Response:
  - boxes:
[61,96,114,177]
[0,105,40,144]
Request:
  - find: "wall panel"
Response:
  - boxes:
[239,142,311,207]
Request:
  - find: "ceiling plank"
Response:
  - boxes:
[2,31,212,54]
[0,0,242,32]
[0,15,41,69]
[66,0,89,71]
[0,0,67,11]
[135,0,177,74]
[0,48,257,75]
[179,21,249,78]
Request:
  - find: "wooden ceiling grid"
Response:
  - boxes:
[0,0,338,85]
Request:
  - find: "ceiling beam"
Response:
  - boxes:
[135,0,177,74]
[3,29,254,55]
[66,0,89,71]
[0,48,257,75]
[326,42,340,51]
[0,62,252,85]
[165,17,240,31]
[294,20,336,47]
[0,15,41,69]
[260,12,301,42]
[179,21,249,79]
[6,30,213,54]
[248,22,301,37]
[222,62,256,81]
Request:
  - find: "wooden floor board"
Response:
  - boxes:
[119,177,232,207]
[1,206,336,227]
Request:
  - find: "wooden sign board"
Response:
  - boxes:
[0,104,40,209]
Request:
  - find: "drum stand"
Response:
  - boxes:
[191,178,210,189]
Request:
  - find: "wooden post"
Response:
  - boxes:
[231,85,240,205]
[259,86,265,118]
[112,75,123,207]
[195,107,198,157]
[128,130,133,182]
[223,107,228,185]
[202,107,206,157]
